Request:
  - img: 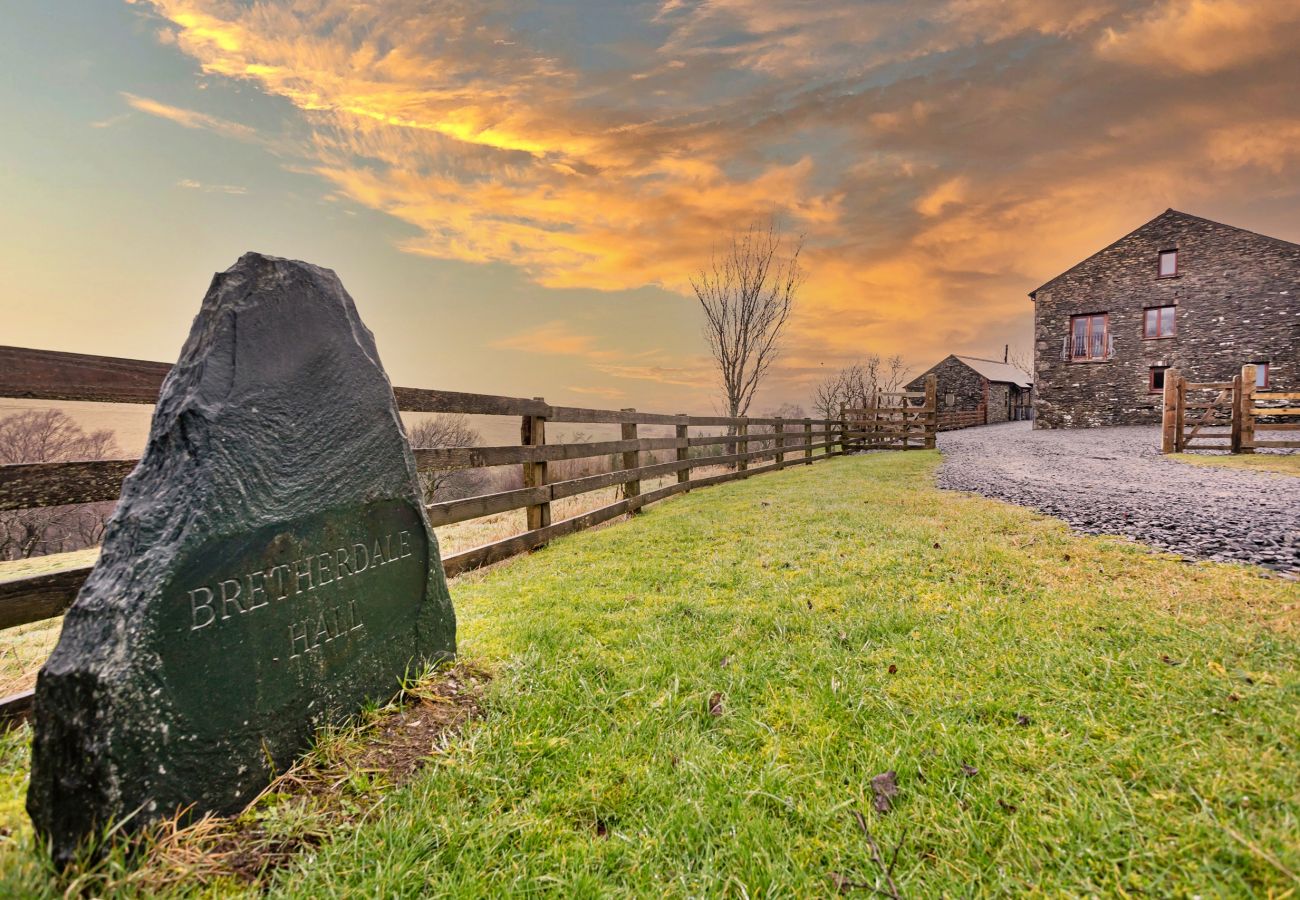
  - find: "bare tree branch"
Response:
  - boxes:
[693,218,803,420]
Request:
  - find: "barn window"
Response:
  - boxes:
[1149,366,1168,393]
[1254,362,1270,388]
[1158,249,1178,277]
[1143,305,1176,338]
[945,392,956,408]
[1070,313,1109,360]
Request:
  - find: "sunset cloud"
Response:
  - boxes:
[127,0,1300,400]
[121,91,256,141]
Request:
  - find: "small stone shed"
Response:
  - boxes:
[906,355,1033,425]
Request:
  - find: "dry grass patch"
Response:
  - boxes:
[1170,452,1300,477]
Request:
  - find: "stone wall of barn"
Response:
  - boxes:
[906,356,986,414]
[1033,210,1300,428]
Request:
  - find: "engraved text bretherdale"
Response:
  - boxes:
[182,529,415,658]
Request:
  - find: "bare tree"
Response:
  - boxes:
[1006,345,1034,378]
[693,219,803,419]
[0,409,119,560]
[810,354,912,419]
[407,414,487,504]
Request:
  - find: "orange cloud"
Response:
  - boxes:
[120,91,256,141]
[131,0,1300,407]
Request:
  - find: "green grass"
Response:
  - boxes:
[1171,452,1300,477]
[1,453,1298,896]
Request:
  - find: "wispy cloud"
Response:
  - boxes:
[489,322,616,360]
[90,112,132,129]
[176,178,247,194]
[121,91,256,141]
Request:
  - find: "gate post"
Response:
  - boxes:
[924,373,937,450]
[774,417,785,470]
[1160,369,1178,453]
[1240,365,1256,454]
[1174,373,1187,452]
[804,418,813,465]
[1230,373,1243,453]
[522,398,551,533]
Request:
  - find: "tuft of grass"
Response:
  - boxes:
[1,453,1297,897]
[1170,452,1300,478]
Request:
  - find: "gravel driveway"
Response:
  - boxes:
[936,421,1300,574]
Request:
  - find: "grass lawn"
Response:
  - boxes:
[1,452,1298,896]
[1170,452,1300,478]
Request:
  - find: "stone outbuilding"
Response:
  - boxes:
[1031,209,1300,428]
[906,355,1033,426]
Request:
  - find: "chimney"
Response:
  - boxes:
[1003,344,1008,363]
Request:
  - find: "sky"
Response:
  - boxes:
[2,0,1299,417]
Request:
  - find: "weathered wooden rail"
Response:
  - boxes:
[1161,364,1300,454]
[1,344,912,724]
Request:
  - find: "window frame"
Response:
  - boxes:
[1143,305,1176,339]
[1149,365,1169,394]
[1158,248,1178,278]
[1069,312,1110,361]
[1254,362,1271,389]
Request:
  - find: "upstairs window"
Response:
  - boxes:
[1158,249,1178,277]
[1143,305,1176,338]
[1149,366,1168,393]
[1070,313,1109,360]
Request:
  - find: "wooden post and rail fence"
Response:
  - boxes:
[1161,364,1300,454]
[0,345,940,725]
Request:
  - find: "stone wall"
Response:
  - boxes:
[987,382,1011,423]
[1033,209,1300,428]
[907,356,985,413]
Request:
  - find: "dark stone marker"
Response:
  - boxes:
[27,253,455,863]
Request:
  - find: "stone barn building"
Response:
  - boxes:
[906,355,1033,425]
[1031,209,1300,428]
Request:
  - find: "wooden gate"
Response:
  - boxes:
[1161,364,1300,454]
[1161,372,1238,453]
[842,373,937,451]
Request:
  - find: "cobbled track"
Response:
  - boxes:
[936,421,1300,575]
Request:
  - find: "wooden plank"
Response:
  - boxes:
[0,459,136,511]
[0,564,92,630]
[1246,440,1300,449]
[1184,382,1234,390]
[1251,407,1300,416]
[393,386,547,417]
[620,410,641,508]
[547,406,685,426]
[413,436,683,470]
[0,345,169,403]
[1255,392,1300,401]
[0,690,35,730]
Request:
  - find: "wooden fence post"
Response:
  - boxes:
[837,404,846,456]
[1160,368,1178,454]
[621,409,641,509]
[804,418,813,465]
[924,373,937,450]
[1240,365,1256,454]
[521,398,551,533]
[676,416,690,490]
[774,417,785,470]
[1174,373,1187,452]
[1230,373,1243,453]
[737,419,749,475]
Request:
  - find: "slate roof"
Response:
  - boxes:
[954,355,1032,388]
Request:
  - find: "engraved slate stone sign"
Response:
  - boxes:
[27,253,455,863]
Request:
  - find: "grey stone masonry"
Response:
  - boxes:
[907,356,986,414]
[1032,209,1300,428]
